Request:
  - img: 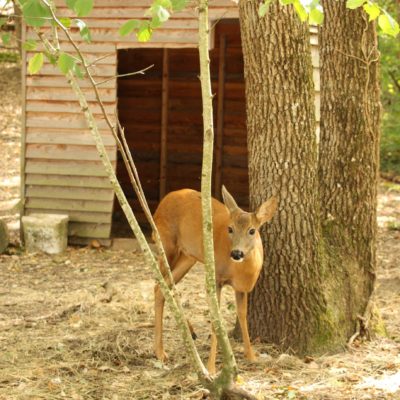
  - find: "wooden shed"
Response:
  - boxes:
[20,1,320,244]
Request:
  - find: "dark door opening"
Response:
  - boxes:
[113,19,247,237]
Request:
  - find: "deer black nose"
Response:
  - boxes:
[231,250,244,261]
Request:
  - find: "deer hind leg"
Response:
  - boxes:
[235,291,256,361]
[154,253,196,362]
[207,284,222,374]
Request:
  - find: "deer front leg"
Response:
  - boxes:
[207,284,222,374]
[235,291,256,361]
[154,282,168,362]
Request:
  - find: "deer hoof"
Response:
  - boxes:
[155,348,169,362]
[244,350,257,362]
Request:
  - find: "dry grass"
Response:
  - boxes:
[0,229,399,400]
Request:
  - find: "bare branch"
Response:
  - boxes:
[86,52,115,67]
[94,65,154,86]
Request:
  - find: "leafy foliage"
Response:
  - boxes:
[58,52,75,74]
[378,12,400,37]
[256,0,399,36]
[258,0,324,24]
[28,52,44,74]
[119,19,141,37]
[66,0,93,17]
[346,0,399,36]
[117,0,189,41]
[22,39,37,50]
[1,33,11,45]
[21,0,51,27]
[75,19,91,42]
[0,51,19,63]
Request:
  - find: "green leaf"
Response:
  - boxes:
[44,51,57,65]
[309,8,324,24]
[118,19,140,36]
[171,0,188,11]
[73,63,84,78]
[150,16,163,28]
[59,17,72,28]
[66,0,77,10]
[1,33,11,45]
[28,52,44,74]
[22,0,51,27]
[0,17,7,28]
[346,0,366,10]
[58,52,76,74]
[363,2,380,21]
[75,19,91,42]
[74,0,93,17]
[280,0,294,5]
[378,13,400,37]
[259,1,271,17]
[154,0,172,8]
[22,39,37,50]
[153,6,171,22]
[293,0,307,22]
[137,23,152,42]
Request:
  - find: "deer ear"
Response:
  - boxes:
[222,185,239,213]
[255,197,278,225]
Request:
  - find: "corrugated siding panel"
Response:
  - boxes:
[23,0,318,240]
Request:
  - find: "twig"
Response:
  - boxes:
[94,65,154,86]
[86,52,114,67]
[334,48,367,64]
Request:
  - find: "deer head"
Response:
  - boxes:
[222,185,277,262]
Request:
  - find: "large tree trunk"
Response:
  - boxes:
[238,1,328,354]
[238,0,381,355]
[318,0,380,341]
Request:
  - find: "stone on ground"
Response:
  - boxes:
[22,214,69,254]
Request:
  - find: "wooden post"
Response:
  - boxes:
[214,35,226,200]
[159,48,169,200]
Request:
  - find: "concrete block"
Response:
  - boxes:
[22,214,69,254]
[0,220,9,253]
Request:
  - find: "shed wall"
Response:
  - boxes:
[22,1,319,242]
[22,0,238,243]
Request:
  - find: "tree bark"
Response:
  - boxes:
[318,0,380,341]
[238,1,328,354]
[239,0,381,354]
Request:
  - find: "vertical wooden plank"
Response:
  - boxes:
[159,48,169,199]
[20,19,27,242]
[214,35,226,200]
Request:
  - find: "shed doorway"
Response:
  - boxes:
[113,20,247,237]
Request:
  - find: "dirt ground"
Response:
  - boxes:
[0,60,399,400]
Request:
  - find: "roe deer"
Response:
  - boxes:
[153,186,277,373]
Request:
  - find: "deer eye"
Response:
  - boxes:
[228,226,234,234]
[249,228,256,235]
